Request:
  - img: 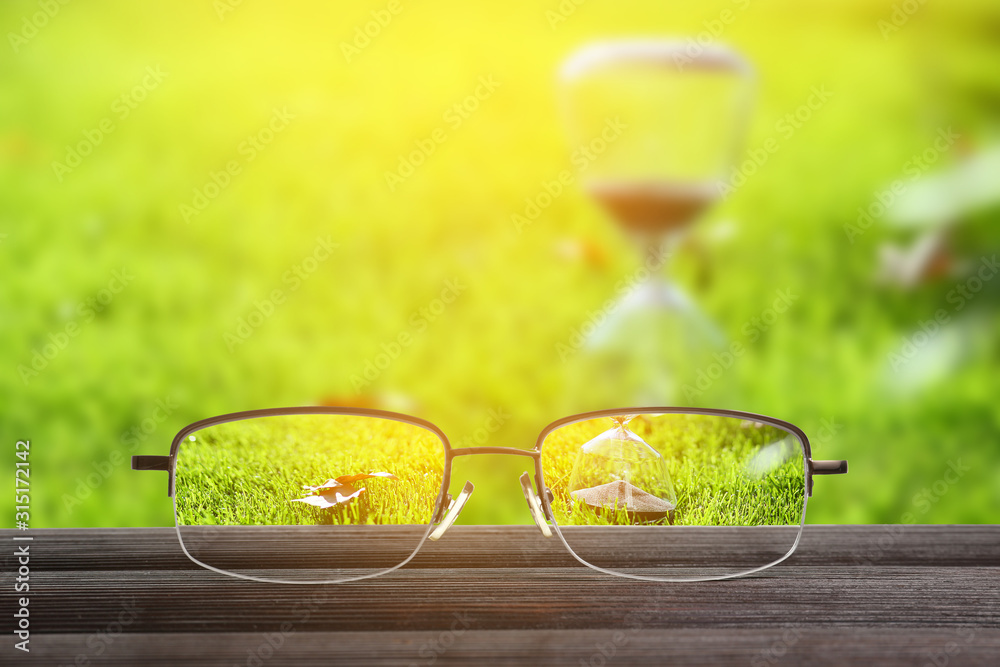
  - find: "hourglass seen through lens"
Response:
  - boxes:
[568,415,677,524]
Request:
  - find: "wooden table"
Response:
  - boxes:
[3,525,998,665]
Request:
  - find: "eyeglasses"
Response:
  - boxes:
[132,406,847,584]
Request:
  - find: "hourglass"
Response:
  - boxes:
[568,415,676,523]
[560,41,753,405]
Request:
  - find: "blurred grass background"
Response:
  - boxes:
[2,0,998,529]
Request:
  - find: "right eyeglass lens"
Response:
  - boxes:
[173,413,446,583]
[540,412,806,580]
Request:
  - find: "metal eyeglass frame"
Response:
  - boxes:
[133,406,848,584]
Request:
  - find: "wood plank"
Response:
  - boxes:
[5,524,999,570]
[2,526,998,665]
[16,566,1000,634]
[20,629,1000,667]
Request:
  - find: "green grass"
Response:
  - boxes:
[175,415,444,526]
[1,0,998,529]
[176,412,803,529]
[542,414,804,527]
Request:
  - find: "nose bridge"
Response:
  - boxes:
[426,446,551,542]
[449,446,539,459]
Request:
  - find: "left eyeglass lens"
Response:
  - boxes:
[173,413,446,583]
[540,411,807,580]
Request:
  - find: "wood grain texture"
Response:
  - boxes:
[2,525,998,666]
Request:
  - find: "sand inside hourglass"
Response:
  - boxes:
[585,180,721,235]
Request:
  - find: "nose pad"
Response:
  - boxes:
[428,481,474,541]
[519,472,553,538]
